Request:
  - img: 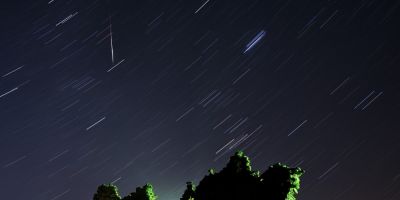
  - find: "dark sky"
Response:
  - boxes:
[1,0,400,199]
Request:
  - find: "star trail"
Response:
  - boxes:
[1,0,400,200]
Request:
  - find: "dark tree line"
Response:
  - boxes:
[93,184,156,200]
[93,151,304,200]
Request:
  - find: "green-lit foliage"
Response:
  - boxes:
[194,151,261,200]
[122,184,157,200]
[221,151,253,174]
[93,151,304,200]
[180,182,196,200]
[261,163,305,200]
[93,184,121,200]
[194,151,304,200]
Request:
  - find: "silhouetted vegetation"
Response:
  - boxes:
[122,184,157,200]
[93,151,304,200]
[94,183,156,200]
[180,182,196,200]
[93,184,121,200]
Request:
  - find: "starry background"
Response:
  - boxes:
[1,0,400,199]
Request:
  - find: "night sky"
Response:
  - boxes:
[1,0,400,199]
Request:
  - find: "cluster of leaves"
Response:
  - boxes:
[93,184,156,200]
[185,151,304,200]
[93,151,304,200]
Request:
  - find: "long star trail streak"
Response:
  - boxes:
[111,177,122,184]
[48,150,69,162]
[288,120,308,136]
[61,100,80,111]
[213,114,232,130]
[50,189,70,200]
[244,30,266,53]
[107,59,125,72]
[2,66,23,77]
[362,92,383,110]
[48,165,69,178]
[176,107,195,122]
[0,87,19,99]
[247,125,263,137]
[56,12,78,27]
[3,155,27,168]
[233,68,251,85]
[195,0,210,14]
[229,134,249,150]
[216,139,235,155]
[229,117,248,133]
[86,117,106,131]
[330,77,350,95]
[318,162,340,179]
[354,91,375,110]
[70,166,89,177]
[151,139,171,153]
[181,139,207,157]
[320,10,339,29]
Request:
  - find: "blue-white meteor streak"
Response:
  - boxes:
[244,30,266,53]
[110,23,115,64]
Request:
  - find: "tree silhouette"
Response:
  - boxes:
[261,163,304,200]
[93,151,304,200]
[180,182,196,200]
[122,184,157,200]
[93,184,121,200]
[194,151,261,200]
[221,151,253,174]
